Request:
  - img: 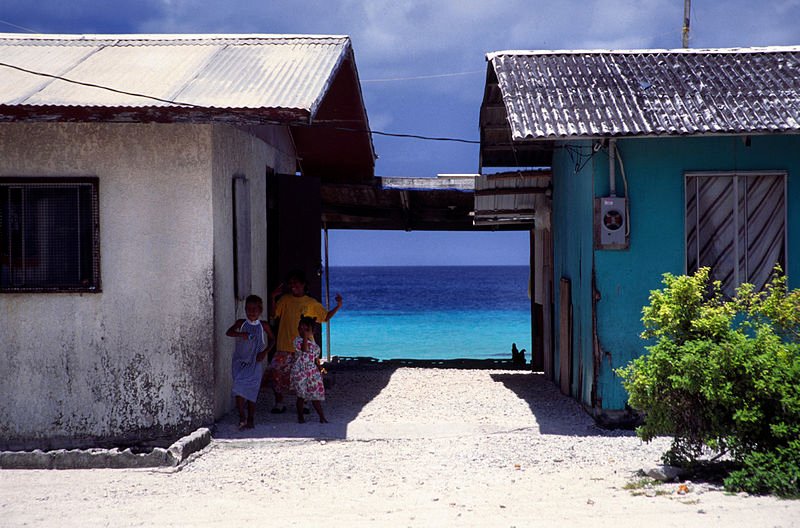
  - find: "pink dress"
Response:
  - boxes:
[290,337,325,401]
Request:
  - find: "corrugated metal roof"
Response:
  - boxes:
[473,171,551,227]
[0,33,352,119]
[486,46,800,140]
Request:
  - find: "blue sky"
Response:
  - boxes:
[3,1,799,266]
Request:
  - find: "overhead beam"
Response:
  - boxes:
[474,187,549,197]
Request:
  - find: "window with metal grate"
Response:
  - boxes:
[0,177,100,292]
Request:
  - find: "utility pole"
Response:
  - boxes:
[682,0,691,48]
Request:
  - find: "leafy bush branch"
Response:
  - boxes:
[617,267,800,497]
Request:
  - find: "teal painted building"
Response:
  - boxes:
[480,47,800,421]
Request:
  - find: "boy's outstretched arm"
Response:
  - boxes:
[324,293,343,322]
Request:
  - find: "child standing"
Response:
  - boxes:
[225,295,274,429]
[291,316,328,424]
[269,269,342,413]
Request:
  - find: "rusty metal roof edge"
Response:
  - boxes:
[486,45,800,60]
[0,102,313,114]
[0,105,312,126]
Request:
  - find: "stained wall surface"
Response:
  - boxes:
[209,124,295,418]
[0,122,293,449]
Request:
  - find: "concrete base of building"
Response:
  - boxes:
[0,427,212,470]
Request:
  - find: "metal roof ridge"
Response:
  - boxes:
[0,32,351,42]
[486,45,800,60]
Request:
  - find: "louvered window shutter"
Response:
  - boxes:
[686,172,786,296]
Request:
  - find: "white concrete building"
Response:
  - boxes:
[0,34,374,450]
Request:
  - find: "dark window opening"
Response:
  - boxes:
[1,177,100,292]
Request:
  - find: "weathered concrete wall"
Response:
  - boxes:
[210,124,295,418]
[0,122,217,449]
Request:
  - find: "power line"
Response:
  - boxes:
[0,19,38,33]
[0,61,480,145]
[362,70,483,83]
[0,61,202,108]
[369,130,478,144]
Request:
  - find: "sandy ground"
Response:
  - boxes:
[2,367,799,527]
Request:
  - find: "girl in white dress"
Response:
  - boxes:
[225,295,274,429]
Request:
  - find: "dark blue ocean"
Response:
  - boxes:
[323,266,531,360]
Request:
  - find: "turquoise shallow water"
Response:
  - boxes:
[322,266,532,360]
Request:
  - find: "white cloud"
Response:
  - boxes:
[132,1,798,75]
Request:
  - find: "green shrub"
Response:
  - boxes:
[724,441,800,499]
[617,267,800,496]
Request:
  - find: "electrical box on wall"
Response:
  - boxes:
[595,196,628,249]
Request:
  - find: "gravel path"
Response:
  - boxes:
[2,367,798,527]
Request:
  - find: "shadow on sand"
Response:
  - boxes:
[214,358,634,441]
[490,371,636,437]
[214,361,398,441]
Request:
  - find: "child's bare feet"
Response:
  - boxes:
[296,398,307,423]
[312,401,327,423]
[238,420,247,430]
